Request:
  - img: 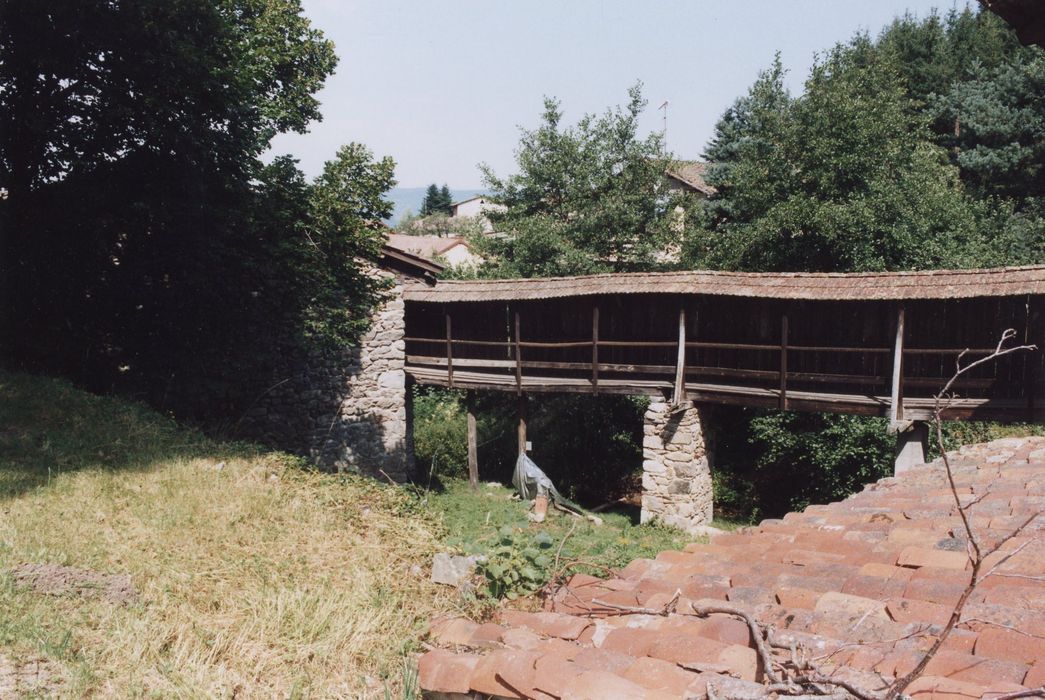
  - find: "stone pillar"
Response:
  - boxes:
[325,277,414,480]
[238,267,415,481]
[894,421,929,475]
[640,397,713,532]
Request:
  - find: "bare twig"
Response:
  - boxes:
[886,331,1037,700]
[690,602,781,685]
[988,688,1045,700]
[553,520,577,572]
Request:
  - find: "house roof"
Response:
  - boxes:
[386,233,470,259]
[378,243,444,279]
[418,436,1045,699]
[666,161,717,196]
[451,195,490,208]
[403,264,1045,303]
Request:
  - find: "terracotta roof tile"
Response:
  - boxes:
[418,436,1045,699]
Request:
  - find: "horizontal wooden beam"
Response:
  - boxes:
[404,335,1004,358]
[406,365,1042,422]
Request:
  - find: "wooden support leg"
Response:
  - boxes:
[466,391,478,489]
[517,394,528,456]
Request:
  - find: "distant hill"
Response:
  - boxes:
[385,187,487,227]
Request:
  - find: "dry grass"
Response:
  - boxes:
[0,371,459,697]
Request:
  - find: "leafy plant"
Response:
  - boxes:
[477,527,555,600]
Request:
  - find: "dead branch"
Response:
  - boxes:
[553,520,578,572]
[689,602,781,685]
[886,331,1038,700]
[989,688,1045,700]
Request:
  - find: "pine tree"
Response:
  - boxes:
[439,184,453,214]
[420,183,441,216]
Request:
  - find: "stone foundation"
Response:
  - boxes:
[640,397,712,532]
[893,421,929,475]
[240,270,414,481]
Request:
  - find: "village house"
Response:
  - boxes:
[386,232,483,269]
[450,195,507,233]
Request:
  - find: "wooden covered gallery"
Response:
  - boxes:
[404,265,1045,424]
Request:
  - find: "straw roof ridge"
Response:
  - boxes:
[404,264,1045,302]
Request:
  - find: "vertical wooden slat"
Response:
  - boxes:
[445,312,454,389]
[890,305,906,424]
[466,391,478,489]
[517,393,527,455]
[779,313,789,410]
[592,304,600,393]
[673,307,687,405]
[514,310,523,395]
[1024,295,1035,419]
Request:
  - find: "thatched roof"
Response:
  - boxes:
[403,265,1045,302]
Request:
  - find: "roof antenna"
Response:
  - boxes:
[659,100,669,144]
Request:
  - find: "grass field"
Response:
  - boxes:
[0,371,459,697]
[0,371,705,697]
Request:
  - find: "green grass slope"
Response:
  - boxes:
[0,370,456,697]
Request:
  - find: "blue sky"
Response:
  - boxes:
[269,0,968,189]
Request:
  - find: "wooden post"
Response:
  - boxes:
[466,391,478,489]
[517,393,527,455]
[779,313,789,410]
[1024,295,1035,420]
[445,312,454,389]
[890,305,906,425]
[592,304,600,394]
[514,310,523,395]
[673,307,687,405]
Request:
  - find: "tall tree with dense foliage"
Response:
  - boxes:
[420,183,453,216]
[0,0,394,426]
[690,41,990,273]
[476,83,696,277]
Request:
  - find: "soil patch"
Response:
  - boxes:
[0,654,61,697]
[11,562,138,605]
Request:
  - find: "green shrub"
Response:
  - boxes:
[706,406,893,519]
[477,527,555,600]
[412,388,468,480]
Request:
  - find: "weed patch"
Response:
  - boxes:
[424,480,696,595]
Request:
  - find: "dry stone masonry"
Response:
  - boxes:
[316,274,413,479]
[640,397,713,532]
[241,269,414,481]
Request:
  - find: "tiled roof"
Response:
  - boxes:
[387,233,470,259]
[418,437,1045,699]
[402,265,1045,303]
[666,161,718,196]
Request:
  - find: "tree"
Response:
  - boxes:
[421,184,441,216]
[877,8,1025,112]
[939,55,1045,204]
[476,83,697,277]
[301,144,396,344]
[0,0,394,427]
[690,41,991,273]
[700,55,792,231]
[439,184,453,213]
[420,183,453,217]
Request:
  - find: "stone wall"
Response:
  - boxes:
[640,397,713,532]
[239,270,414,481]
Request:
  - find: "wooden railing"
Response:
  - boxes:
[405,307,1007,418]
